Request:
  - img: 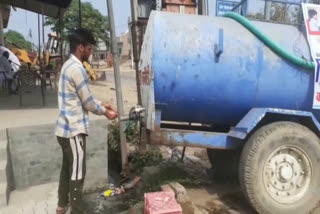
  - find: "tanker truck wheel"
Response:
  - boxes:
[239,122,320,214]
[207,149,240,181]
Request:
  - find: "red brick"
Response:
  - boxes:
[144,191,182,214]
[164,0,194,4]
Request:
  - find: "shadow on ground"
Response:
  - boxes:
[0,88,58,110]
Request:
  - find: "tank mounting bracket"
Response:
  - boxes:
[215,28,224,63]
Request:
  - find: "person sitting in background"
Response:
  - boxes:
[0,51,15,94]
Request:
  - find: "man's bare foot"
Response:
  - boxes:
[56,206,67,214]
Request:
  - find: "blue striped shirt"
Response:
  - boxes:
[55,55,106,138]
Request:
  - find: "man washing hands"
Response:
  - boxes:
[55,28,118,214]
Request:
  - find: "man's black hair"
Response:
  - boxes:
[309,9,318,20]
[2,51,9,59]
[68,28,96,53]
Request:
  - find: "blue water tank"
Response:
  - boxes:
[139,11,318,128]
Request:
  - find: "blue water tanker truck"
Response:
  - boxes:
[129,11,320,213]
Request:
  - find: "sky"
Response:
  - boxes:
[6,0,131,45]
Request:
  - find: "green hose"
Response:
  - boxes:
[223,12,315,70]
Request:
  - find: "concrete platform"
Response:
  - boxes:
[1,182,71,214]
[0,119,110,213]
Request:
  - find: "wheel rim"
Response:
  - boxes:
[263,145,312,204]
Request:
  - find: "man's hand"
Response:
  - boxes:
[102,103,118,120]
[105,109,118,120]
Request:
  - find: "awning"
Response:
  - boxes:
[0,0,72,18]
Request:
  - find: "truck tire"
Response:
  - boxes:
[207,149,240,181]
[239,122,320,214]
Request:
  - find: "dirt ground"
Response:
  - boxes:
[157,146,257,214]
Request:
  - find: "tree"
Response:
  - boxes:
[269,3,301,25]
[45,0,110,48]
[246,1,301,25]
[5,30,34,51]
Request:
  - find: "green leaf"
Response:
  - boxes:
[5,30,34,51]
[44,0,110,45]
